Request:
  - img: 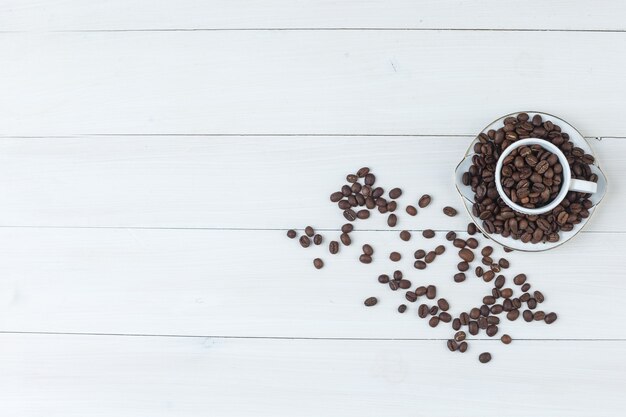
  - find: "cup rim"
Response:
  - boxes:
[494,138,571,215]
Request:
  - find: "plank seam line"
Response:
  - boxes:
[0,331,624,341]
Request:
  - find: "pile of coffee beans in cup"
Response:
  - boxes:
[287,167,559,364]
[463,113,596,243]
[500,145,563,209]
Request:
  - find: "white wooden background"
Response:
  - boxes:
[1,2,625,416]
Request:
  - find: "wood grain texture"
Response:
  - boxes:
[0,334,623,417]
[1,0,625,31]
[1,31,626,136]
[0,227,621,339]
[0,136,621,230]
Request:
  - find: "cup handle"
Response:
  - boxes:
[569,178,597,193]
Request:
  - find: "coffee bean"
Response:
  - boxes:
[346,174,358,183]
[443,206,457,217]
[475,266,484,277]
[405,291,417,302]
[459,342,468,353]
[490,263,501,273]
[389,281,399,291]
[454,331,466,342]
[287,229,297,239]
[512,298,522,309]
[447,339,458,352]
[378,274,390,283]
[359,254,372,264]
[466,238,478,249]
[435,245,446,255]
[446,231,457,241]
[454,273,466,283]
[500,288,513,298]
[486,325,498,337]
[418,194,431,208]
[520,293,531,302]
[481,246,493,257]
[390,252,401,262]
[483,270,495,282]
[304,226,314,237]
[341,223,353,234]
[457,261,469,272]
[467,223,477,235]
[389,188,402,199]
[387,201,397,212]
[469,321,479,335]
[523,310,533,322]
[439,312,452,323]
[425,251,436,264]
[422,229,435,238]
[343,209,357,221]
[356,209,370,219]
[527,298,537,309]
[400,230,411,241]
[430,306,439,316]
[513,274,527,285]
[414,261,427,270]
[452,318,461,330]
[299,235,311,248]
[398,304,407,313]
[504,247,514,253]
[357,167,370,178]
[453,238,466,248]
[414,249,426,259]
[544,312,558,324]
[459,248,475,262]
[364,297,377,306]
[494,275,505,289]
[498,258,509,268]
[534,311,546,321]
[399,279,411,289]
[406,205,418,216]
[426,285,436,299]
[329,241,339,254]
[479,352,492,363]
[483,296,496,305]
[341,185,352,196]
[481,256,493,266]
[364,173,376,186]
[521,283,531,292]
[534,291,545,303]
[387,214,398,227]
[330,192,344,202]
[460,312,470,325]
[428,316,440,327]
[469,308,480,320]
[312,258,324,269]
[362,244,374,256]
[437,298,450,311]
[313,234,323,245]
[501,334,512,344]
[490,304,503,314]
[393,270,402,280]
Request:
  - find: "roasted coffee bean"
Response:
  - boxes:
[492,288,500,298]
[523,310,533,322]
[480,305,490,317]
[527,298,537,309]
[346,174,358,183]
[356,209,370,219]
[443,206,458,217]
[534,291,545,303]
[446,231,457,241]
[467,223,477,235]
[400,230,411,241]
[491,263,501,273]
[428,316,440,327]
[393,270,403,280]
[435,245,446,255]
[418,194,432,208]
[501,334,512,344]
[418,304,429,318]
[372,187,384,198]
[414,260,427,270]
[387,214,398,227]
[329,241,339,254]
[460,312,470,324]
[447,340,458,352]
[357,167,370,178]
[305,226,315,237]
[406,205,418,216]
[490,304,503,314]
[415,286,427,296]
[453,238,466,248]
[313,234,323,245]
[452,318,461,330]
[352,183,362,193]
[364,297,378,306]
[466,238,479,249]
[430,307,439,317]
[454,273,466,283]
[405,291,417,302]
[479,352,492,363]
[359,254,372,264]
[457,261,469,272]
[506,309,519,321]
[399,279,411,289]
[512,298,522,309]
[418,250,434,265]
[469,321,479,335]
[494,275,505,289]
[500,288,513,298]
[414,249,426,259]
[521,283,531,292]
[437,298,450,311]
[483,296,496,305]
[469,308,480,320]
[390,252,401,262]
[341,223,353,234]
[520,293,531,302]
[398,304,407,313]
[513,274,527,285]
[341,185,352,196]
[439,312,452,323]
[287,229,297,239]
[482,256,493,266]
[387,201,397,212]
[343,209,357,221]
[364,173,376,185]
[455,331,467,342]
[482,270,495,282]
[475,266,484,277]
[299,235,311,248]
[459,342,468,353]
[486,325,498,337]
[533,311,546,321]
[422,229,435,238]
[340,233,351,246]
[313,258,324,269]
[330,191,344,202]
[459,248,475,262]
[426,285,437,299]
[378,274,390,283]
[389,281,399,291]
[362,244,374,256]
[504,247,514,253]
[481,246,493,257]
[498,259,509,269]
[544,312,558,324]
[389,188,402,199]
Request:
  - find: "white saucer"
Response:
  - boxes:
[454,111,608,252]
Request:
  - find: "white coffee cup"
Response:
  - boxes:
[495,138,598,215]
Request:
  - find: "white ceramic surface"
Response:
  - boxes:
[455,111,608,252]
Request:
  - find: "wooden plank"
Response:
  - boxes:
[0,227,622,339]
[1,0,625,31]
[0,334,623,416]
[0,136,620,231]
[1,32,626,136]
